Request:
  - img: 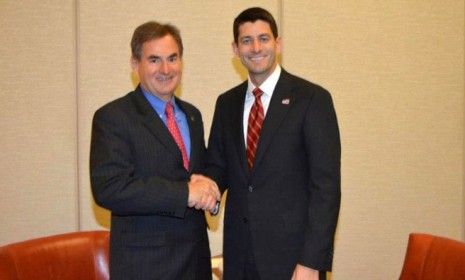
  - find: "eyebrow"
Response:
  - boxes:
[240,33,271,40]
[146,53,179,60]
[147,55,161,60]
[168,53,179,59]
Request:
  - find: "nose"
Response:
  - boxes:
[252,40,261,52]
[160,61,169,73]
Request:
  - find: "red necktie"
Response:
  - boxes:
[165,102,189,170]
[246,88,264,169]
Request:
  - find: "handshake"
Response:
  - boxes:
[187,174,221,215]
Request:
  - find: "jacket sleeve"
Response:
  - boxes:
[205,96,228,194]
[299,88,341,271]
[89,106,188,218]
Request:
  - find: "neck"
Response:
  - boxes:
[140,85,174,102]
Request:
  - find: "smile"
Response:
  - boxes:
[249,55,267,61]
[156,76,173,82]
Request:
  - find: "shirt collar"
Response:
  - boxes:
[140,85,177,116]
[247,64,281,99]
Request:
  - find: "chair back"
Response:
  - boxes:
[399,233,465,280]
[0,231,109,280]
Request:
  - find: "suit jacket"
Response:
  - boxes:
[90,86,212,280]
[207,69,341,280]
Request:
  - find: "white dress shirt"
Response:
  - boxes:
[243,65,282,144]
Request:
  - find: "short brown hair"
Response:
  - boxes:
[233,7,278,44]
[131,21,183,60]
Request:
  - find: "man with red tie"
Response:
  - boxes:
[90,21,219,280]
[207,7,341,280]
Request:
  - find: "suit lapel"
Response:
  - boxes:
[131,88,184,164]
[230,82,249,175]
[253,71,294,171]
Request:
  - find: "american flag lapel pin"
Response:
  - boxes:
[281,98,290,105]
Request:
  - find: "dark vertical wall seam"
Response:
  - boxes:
[463,1,465,241]
[75,0,81,231]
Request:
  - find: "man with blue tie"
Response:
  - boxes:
[90,21,219,280]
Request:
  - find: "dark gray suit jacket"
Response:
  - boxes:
[207,69,341,280]
[90,86,212,280]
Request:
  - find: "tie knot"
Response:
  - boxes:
[165,102,174,115]
[252,87,263,99]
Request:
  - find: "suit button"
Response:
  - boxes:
[248,185,253,192]
[242,217,248,223]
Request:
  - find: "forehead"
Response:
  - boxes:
[141,35,180,57]
[238,20,273,37]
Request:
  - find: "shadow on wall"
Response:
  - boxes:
[206,191,228,232]
[93,203,111,229]
[231,57,248,81]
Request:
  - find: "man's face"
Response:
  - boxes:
[233,20,281,86]
[132,35,182,101]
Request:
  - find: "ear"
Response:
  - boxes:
[130,56,139,72]
[231,41,239,57]
[275,37,282,54]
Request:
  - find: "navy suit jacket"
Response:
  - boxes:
[90,86,212,280]
[207,69,341,280]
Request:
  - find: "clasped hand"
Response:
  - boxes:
[187,174,220,214]
[291,264,320,280]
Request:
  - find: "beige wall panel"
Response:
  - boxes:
[77,0,279,255]
[0,1,78,244]
[282,1,464,279]
[463,0,465,247]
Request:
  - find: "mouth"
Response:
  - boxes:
[249,55,267,62]
[156,75,173,82]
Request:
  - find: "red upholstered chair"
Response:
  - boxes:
[399,233,465,280]
[0,231,109,280]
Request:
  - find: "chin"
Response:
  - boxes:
[250,68,269,75]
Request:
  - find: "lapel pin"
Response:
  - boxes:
[190,116,195,121]
[281,98,290,105]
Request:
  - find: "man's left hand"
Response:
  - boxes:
[291,264,320,280]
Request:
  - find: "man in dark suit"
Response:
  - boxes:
[207,7,341,280]
[90,21,220,280]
